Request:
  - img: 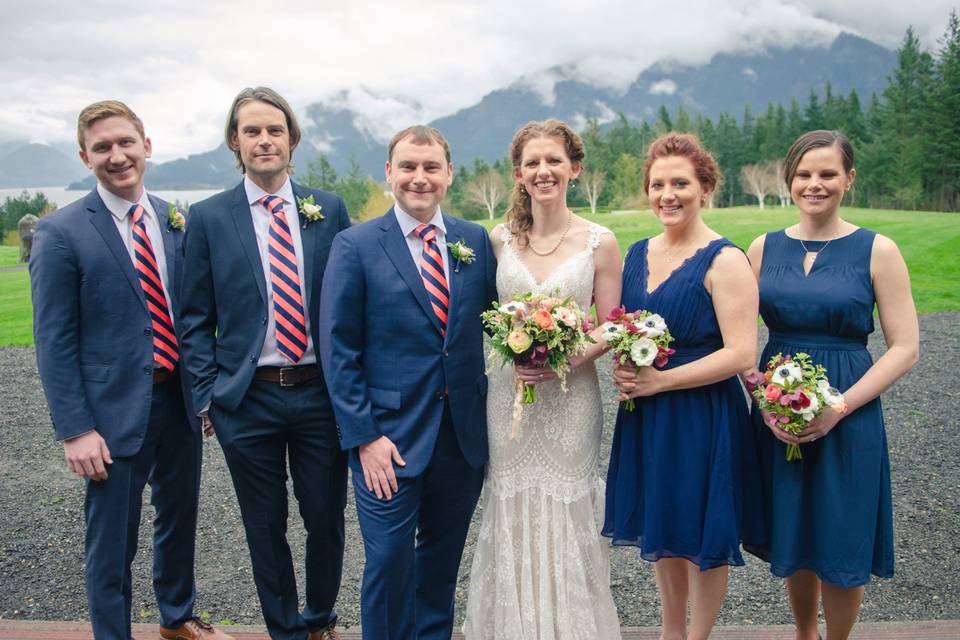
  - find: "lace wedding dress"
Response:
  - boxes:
[462,224,621,639]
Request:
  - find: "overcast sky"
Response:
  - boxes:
[1,0,955,162]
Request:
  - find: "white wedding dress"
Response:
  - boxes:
[463,224,621,640]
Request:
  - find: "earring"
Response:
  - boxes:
[570,180,577,189]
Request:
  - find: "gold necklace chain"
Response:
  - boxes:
[528,210,573,257]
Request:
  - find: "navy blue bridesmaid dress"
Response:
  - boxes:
[743,228,894,588]
[603,237,765,570]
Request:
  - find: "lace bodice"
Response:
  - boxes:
[464,222,622,639]
[485,223,613,502]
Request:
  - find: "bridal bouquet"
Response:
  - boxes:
[482,291,594,437]
[746,353,847,461]
[600,307,675,411]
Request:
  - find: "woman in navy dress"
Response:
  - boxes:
[603,133,765,640]
[744,130,919,640]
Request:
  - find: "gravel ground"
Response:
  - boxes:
[1,314,958,628]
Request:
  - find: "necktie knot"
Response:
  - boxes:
[259,195,285,215]
[129,204,145,225]
[416,223,437,243]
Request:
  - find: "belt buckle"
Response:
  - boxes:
[278,366,297,388]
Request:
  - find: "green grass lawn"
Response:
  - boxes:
[0,207,956,346]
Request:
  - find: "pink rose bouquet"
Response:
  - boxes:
[482,291,594,437]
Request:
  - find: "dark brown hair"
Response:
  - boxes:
[783,130,855,187]
[225,87,301,174]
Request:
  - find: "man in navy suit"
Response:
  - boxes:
[30,101,231,640]
[179,87,351,640]
[319,126,497,639]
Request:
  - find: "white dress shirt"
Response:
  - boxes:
[244,176,317,367]
[393,204,452,287]
[97,183,174,314]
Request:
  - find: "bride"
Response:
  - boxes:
[463,120,622,639]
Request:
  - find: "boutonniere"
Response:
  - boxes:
[297,195,324,228]
[167,203,185,231]
[446,238,476,272]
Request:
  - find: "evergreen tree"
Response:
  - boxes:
[804,90,826,130]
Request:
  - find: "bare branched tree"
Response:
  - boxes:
[467,170,507,220]
[741,163,772,209]
[579,170,606,214]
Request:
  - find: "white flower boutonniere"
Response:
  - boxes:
[297,195,324,228]
[446,239,476,272]
[167,203,185,231]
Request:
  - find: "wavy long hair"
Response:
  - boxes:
[504,120,585,246]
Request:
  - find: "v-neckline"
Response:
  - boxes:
[507,239,590,288]
[643,238,721,296]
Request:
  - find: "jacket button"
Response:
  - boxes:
[249,355,257,363]
[143,365,152,374]
[435,391,444,400]
[443,350,449,357]
[143,328,151,336]
[261,316,267,325]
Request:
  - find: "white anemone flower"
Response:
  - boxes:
[630,337,658,367]
[639,313,667,338]
[771,361,802,386]
[817,379,845,407]
[600,322,626,342]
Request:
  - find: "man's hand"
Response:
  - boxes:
[358,436,406,500]
[200,411,214,438]
[63,431,113,481]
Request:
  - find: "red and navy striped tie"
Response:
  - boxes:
[130,205,179,372]
[415,223,449,336]
[260,195,307,363]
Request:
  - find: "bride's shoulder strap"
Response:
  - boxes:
[494,223,513,245]
[587,223,614,252]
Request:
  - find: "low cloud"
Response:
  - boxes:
[0,0,955,162]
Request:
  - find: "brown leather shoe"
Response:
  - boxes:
[159,617,235,640]
[308,628,341,640]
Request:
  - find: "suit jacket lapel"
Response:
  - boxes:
[149,194,180,313]
[443,214,463,342]
[86,190,147,311]
[378,209,443,335]
[291,182,316,291]
[229,182,268,304]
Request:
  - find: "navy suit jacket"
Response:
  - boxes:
[30,189,196,457]
[319,208,498,477]
[179,181,351,413]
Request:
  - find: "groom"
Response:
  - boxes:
[319,126,497,639]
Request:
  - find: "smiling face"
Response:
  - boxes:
[79,115,151,202]
[515,136,581,208]
[646,155,708,228]
[230,100,292,189]
[790,144,855,218]
[385,135,453,222]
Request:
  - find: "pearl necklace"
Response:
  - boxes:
[528,210,573,257]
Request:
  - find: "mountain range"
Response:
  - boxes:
[0,32,896,191]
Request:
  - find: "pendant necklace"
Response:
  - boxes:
[799,238,832,265]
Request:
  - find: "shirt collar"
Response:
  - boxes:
[97,183,151,223]
[394,203,446,239]
[245,175,294,209]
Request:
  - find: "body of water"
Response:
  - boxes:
[0,186,224,210]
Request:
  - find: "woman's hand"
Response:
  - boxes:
[515,365,558,385]
[614,363,665,399]
[796,407,845,444]
[760,409,800,446]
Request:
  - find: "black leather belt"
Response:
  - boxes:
[254,365,321,388]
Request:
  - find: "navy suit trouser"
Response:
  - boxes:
[353,403,484,640]
[212,378,347,640]
[84,373,201,640]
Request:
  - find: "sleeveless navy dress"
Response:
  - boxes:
[743,228,894,588]
[603,238,765,570]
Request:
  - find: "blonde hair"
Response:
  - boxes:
[504,119,585,246]
[77,100,145,151]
